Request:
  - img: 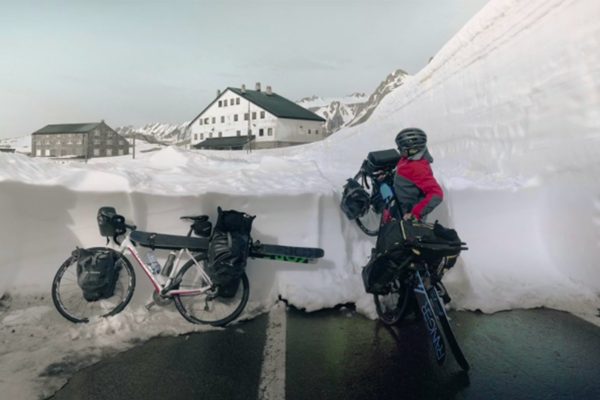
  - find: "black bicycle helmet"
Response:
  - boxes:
[395,128,427,156]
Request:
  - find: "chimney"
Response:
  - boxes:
[217,89,221,97]
[266,86,272,95]
[255,82,261,92]
[241,84,246,94]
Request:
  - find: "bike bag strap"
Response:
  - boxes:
[130,230,209,251]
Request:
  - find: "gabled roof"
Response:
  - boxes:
[228,88,325,122]
[194,135,255,149]
[188,87,325,128]
[33,123,101,135]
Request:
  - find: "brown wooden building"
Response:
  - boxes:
[31,122,129,158]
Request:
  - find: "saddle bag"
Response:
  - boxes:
[74,248,121,302]
[207,207,255,297]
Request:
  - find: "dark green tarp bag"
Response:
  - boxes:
[207,207,255,297]
[75,248,121,302]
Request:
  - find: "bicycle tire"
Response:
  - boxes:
[173,256,250,327]
[355,213,380,237]
[51,247,136,323]
[373,278,411,325]
[438,313,470,371]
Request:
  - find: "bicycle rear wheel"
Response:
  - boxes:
[173,256,250,327]
[373,277,411,325]
[51,247,135,323]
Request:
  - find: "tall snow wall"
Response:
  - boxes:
[314,0,600,315]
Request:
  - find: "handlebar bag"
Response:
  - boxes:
[74,248,121,302]
[97,207,126,238]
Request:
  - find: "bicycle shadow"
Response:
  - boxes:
[373,319,471,399]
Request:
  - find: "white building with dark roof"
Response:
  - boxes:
[188,83,326,150]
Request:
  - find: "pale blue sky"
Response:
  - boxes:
[0,0,489,138]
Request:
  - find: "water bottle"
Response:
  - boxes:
[146,251,161,274]
[380,183,394,201]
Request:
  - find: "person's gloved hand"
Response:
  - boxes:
[403,213,416,221]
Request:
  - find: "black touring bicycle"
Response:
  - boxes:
[341,149,470,371]
[51,207,324,327]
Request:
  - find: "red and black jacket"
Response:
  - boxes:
[393,157,443,221]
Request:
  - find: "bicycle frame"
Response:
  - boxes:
[107,233,213,298]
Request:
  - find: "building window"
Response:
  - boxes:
[224,99,228,107]
[200,133,204,140]
[94,149,100,156]
[236,98,240,105]
[218,132,222,137]
[260,111,265,119]
[119,149,124,156]
[107,149,113,156]
[252,112,256,119]
[36,149,42,156]
[308,129,311,134]
[244,113,249,120]
[316,130,319,134]
[209,132,213,138]
[248,129,252,135]
[221,116,225,123]
[234,114,238,122]
[204,118,209,124]
[212,117,216,124]
[218,100,222,107]
[236,130,241,136]
[259,129,264,137]
[199,119,203,126]
[268,128,273,136]
[194,134,198,141]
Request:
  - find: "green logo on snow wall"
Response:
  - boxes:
[266,255,309,264]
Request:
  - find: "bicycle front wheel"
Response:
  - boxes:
[173,257,250,327]
[355,208,381,237]
[51,247,136,323]
[373,277,411,325]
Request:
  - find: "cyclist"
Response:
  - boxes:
[393,128,443,221]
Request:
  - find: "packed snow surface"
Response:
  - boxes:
[1,0,600,398]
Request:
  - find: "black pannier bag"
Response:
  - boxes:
[74,248,122,302]
[361,220,463,293]
[340,178,370,220]
[207,207,255,298]
[97,207,126,238]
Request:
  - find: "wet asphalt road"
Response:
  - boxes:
[49,308,600,400]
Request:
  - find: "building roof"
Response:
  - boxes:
[228,88,325,122]
[193,135,255,149]
[32,123,101,135]
[188,87,326,128]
